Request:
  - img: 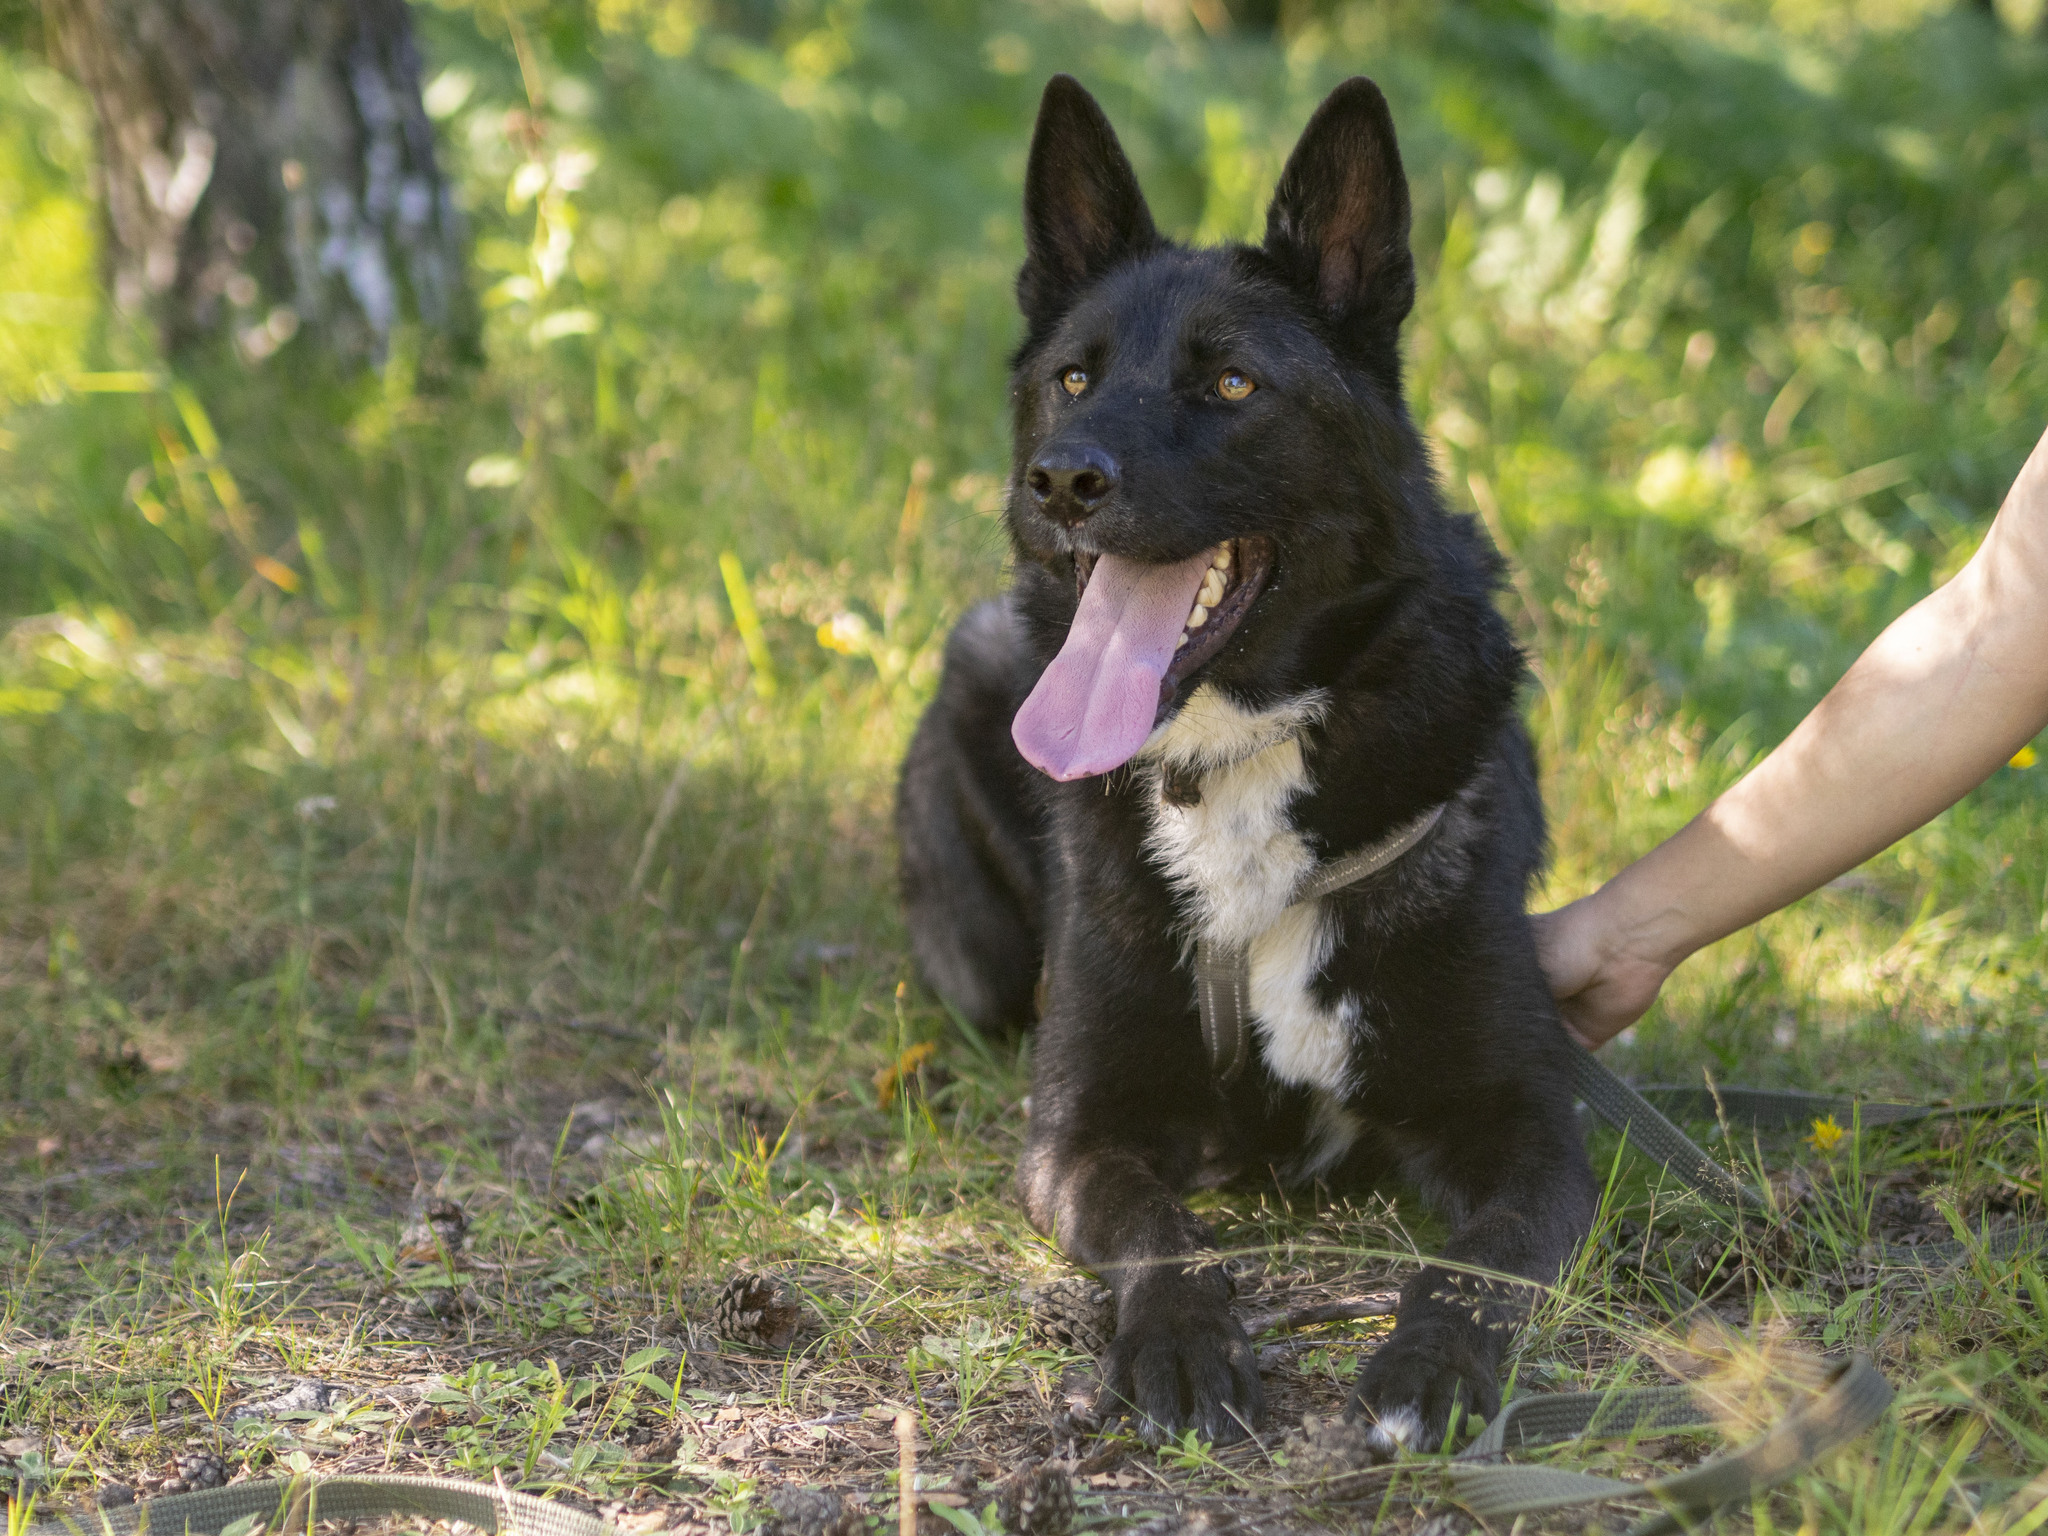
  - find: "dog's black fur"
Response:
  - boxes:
[897,75,1596,1453]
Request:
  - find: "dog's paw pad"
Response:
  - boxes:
[1097,1305,1262,1445]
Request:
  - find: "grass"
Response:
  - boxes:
[4,0,2048,1530]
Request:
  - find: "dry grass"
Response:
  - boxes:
[9,1016,2048,1534]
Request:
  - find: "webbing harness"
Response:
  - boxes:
[1195,803,1447,1084]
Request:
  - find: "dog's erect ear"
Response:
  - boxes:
[1263,77,1414,356]
[1018,75,1159,330]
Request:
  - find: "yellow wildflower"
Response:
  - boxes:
[2012,744,2039,769]
[1806,1114,1847,1155]
[817,612,871,656]
[874,1040,938,1108]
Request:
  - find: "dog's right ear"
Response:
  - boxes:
[1018,75,1159,331]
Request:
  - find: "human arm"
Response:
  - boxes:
[1535,422,2048,1049]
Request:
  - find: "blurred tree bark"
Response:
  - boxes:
[42,0,475,368]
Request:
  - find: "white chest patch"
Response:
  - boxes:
[1139,685,1364,1102]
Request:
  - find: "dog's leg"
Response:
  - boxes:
[1020,1139,1266,1446]
[896,599,1047,1032]
[1019,947,1265,1446]
[1350,1071,1594,1456]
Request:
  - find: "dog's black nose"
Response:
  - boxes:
[1025,444,1119,521]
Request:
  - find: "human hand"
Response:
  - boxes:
[1530,894,1674,1050]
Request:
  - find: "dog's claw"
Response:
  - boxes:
[1094,1302,1263,1446]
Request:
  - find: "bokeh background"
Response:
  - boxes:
[7,1,2048,1526]
[3,0,2048,1143]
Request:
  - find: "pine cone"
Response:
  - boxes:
[708,1272,803,1351]
[1127,1513,1234,1536]
[170,1449,229,1490]
[407,1285,482,1321]
[1278,1414,1375,1480]
[763,1486,862,1536]
[399,1193,469,1263]
[996,1462,1075,1536]
[1023,1277,1114,1357]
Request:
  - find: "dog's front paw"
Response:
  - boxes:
[1095,1294,1262,1446]
[1348,1321,1499,1460]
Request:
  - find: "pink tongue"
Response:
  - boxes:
[1012,550,1214,782]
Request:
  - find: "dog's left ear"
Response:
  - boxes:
[1264,77,1414,363]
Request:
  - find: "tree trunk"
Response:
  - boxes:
[44,0,475,368]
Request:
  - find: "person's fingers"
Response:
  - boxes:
[1559,959,1669,1050]
[1533,894,1680,1048]
[1562,996,1628,1051]
[1530,901,1601,1001]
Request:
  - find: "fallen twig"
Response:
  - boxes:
[895,1411,918,1536]
[1241,1295,1398,1338]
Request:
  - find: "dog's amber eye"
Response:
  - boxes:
[1061,368,1089,397]
[1217,370,1256,402]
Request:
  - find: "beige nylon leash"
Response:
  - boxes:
[1410,1052,2044,1523]
[1438,1352,1892,1534]
[24,1472,615,1536]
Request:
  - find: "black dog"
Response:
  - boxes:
[897,74,1596,1454]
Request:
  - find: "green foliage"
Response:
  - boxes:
[4,0,2048,1528]
[0,0,2041,1116]
[0,54,92,409]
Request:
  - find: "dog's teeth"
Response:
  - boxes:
[1176,633,1189,650]
[1213,543,1233,571]
[1199,568,1225,607]
[1186,603,1208,628]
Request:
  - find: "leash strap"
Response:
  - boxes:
[1633,1083,2015,1130]
[25,1472,615,1536]
[1571,1040,2048,1267]
[1293,805,1448,903]
[1440,1353,1892,1533]
[1412,1047,2043,1523]
[1570,1045,1761,1209]
[1195,805,1446,1084]
[1195,939,1255,1083]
